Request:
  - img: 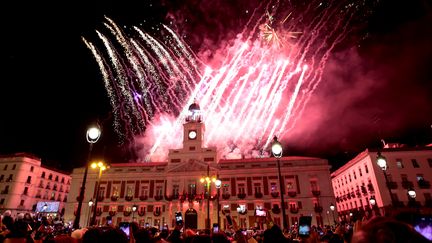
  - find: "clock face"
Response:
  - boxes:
[188,130,197,139]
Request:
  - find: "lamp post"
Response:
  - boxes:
[215,178,222,227]
[73,125,101,229]
[87,199,94,227]
[200,165,218,230]
[376,152,394,209]
[132,205,138,222]
[330,203,336,224]
[90,161,108,226]
[271,136,287,230]
[407,188,417,208]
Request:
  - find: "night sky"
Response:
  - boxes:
[1,0,432,172]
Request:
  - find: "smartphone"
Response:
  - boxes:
[175,212,183,225]
[213,223,219,233]
[119,222,130,239]
[255,209,266,217]
[226,215,233,226]
[298,216,312,237]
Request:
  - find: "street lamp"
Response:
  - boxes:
[376,151,394,208]
[132,205,138,222]
[90,161,108,226]
[215,178,222,227]
[407,188,416,199]
[369,196,376,206]
[87,199,94,227]
[271,136,287,230]
[200,165,218,230]
[330,203,336,224]
[73,124,101,229]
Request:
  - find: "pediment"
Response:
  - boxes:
[168,159,214,173]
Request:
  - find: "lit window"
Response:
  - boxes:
[416,174,424,181]
[396,159,404,168]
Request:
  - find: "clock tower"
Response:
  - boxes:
[183,102,204,149]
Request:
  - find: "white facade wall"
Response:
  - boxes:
[0,153,71,217]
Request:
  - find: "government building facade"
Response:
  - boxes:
[64,104,336,229]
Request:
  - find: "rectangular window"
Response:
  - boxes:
[254,183,261,194]
[141,186,148,196]
[365,164,369,173]
[0,199,4,205]
[359,168,363,177]
[3,165,7,170]
[172,185,179,195]
[238,183,245,194]
[6,174,12,182]
[30,166,34,172]
[12,164,16,170]
[401,174,408,182]
[0,175,3,182]
[23,187,28,195]
[396,159,404,168]
[188,184,196,195]
[20,200,24,206]
[411,159,420,168]
[26,176,31,184]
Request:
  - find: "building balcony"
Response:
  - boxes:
[139,195,148,201]
[418,180,431,189]
[111,195,119,201]
[361,186,367,195]
[98,195,104,202]
[237,193,246,199]
[1,190,9,194]
[271,191,279,198]
[254,192,263,199]
[401,181,414,189]
[125,195,133,201]
[154,195,163,201]
[271,205,281,214]
[356,190,361,197]
[314,205,323,213]
[290,207,299,214]
[288,191,297,197]
[312,190,321,197]
[367,183,374,192]
[386,181,398,189]
[222,193,230,200]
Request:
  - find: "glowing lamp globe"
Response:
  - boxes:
[407,188,416,198]
[86,126,101,143]
[330,203,335,211]
[376,153,387,170]
[132,205,138,212]
[215,179,222,188]
[271,136,283,158]
[369,196,376,206]
[88,199,94,207]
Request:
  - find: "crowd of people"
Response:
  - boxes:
[0,209,430,243]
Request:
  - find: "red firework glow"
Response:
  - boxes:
[83,1,365,161]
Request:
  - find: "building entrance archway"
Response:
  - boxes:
[185,208,198,229]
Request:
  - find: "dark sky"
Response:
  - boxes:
[1,0,432,172]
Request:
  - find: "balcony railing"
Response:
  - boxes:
[271,191,279,198]
[288,191,297,197]
[254,192,263,198]
[401,181,414,189]
[154,195,163,201]
[367,183,374,192]
[290,207,299,214]
[237,193,246,199]
[418,180,431,189]
[222,193,230,200]
[312,190,321,197]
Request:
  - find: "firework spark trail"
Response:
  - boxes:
[84,0,371,161]
[96,31,143,136]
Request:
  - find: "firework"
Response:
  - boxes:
[85,0,372,161]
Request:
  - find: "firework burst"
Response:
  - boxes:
[84,0,375,161]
